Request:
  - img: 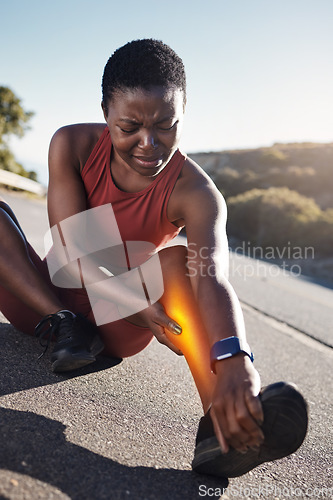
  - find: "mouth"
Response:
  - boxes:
[133,155,163,168]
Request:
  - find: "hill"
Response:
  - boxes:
[188,142,333,284]
[189,142,333,209]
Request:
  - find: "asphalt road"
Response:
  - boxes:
[228,253,333,348]
[0,191,332,499]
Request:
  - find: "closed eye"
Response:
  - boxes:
[119,127,138,134]
[158,120,178,131]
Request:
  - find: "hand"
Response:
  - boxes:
[139,302,183,355]
[210,354,264,453]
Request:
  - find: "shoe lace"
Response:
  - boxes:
[35,311,75,359]
[35,314,60,359]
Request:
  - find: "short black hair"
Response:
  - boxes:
[102,39,186,108]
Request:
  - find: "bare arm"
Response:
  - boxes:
[47,125,182,352]
[47,126,145,299]
[174,160,264,452]
[48,124,100,226]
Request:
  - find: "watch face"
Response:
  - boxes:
[210,337,253,373]
[215,337,241,360]
[210,337,240,373]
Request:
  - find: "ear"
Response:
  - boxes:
[101,101,108,121]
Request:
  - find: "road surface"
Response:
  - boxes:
[0,191,332,499]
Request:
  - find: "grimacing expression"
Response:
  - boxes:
[103,86,185,178]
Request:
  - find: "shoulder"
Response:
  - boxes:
[49,123,107,172]
[169,154,227,226]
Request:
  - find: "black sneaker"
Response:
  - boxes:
[192,381,308,478]
[35,310,104,372]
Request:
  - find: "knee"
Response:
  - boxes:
[0,200,12,216]
[0,203,23,239]
[0,204,9,225]
[0,203,11,225]
[158,244,188,270]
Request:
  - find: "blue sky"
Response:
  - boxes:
[2,0,333,184]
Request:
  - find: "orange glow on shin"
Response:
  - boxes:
[161,281,215,406]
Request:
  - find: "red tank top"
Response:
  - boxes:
[81,126,185,251]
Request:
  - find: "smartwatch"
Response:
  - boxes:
[210,336,254,374]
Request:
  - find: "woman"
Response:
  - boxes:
[0,39,307,479]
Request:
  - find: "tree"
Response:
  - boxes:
[0,86,34,143]
[0,86,35,178]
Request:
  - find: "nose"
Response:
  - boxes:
[138,130,158,150]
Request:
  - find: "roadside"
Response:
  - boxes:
[0,186,46,202]
[0,187,48,258]
[228,237,333,289]
[0,170,46,197]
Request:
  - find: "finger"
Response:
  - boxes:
[150,323,183,355]
[166,319,182,335]
[150,306,182,336]
[232,396,264,449]
[210,406,229,454]
[245,391,264,426]
[151,310,183,353]
[222,397,252,451]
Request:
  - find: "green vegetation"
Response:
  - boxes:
[189,143,333,263]
[226,187,333,257]
[0,86,37,181]
[200,143,333,210]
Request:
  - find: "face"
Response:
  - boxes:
[102,86,184,178]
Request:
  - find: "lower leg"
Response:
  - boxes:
[0,203,64,316]
[0,198,27,238]
[158,246,216,412]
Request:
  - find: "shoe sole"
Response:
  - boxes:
[90,336,105,357]
[51,334,104,373]
[51,350,96,373]
[192,382,308,478]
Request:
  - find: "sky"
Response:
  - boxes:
[1,0,333,185]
